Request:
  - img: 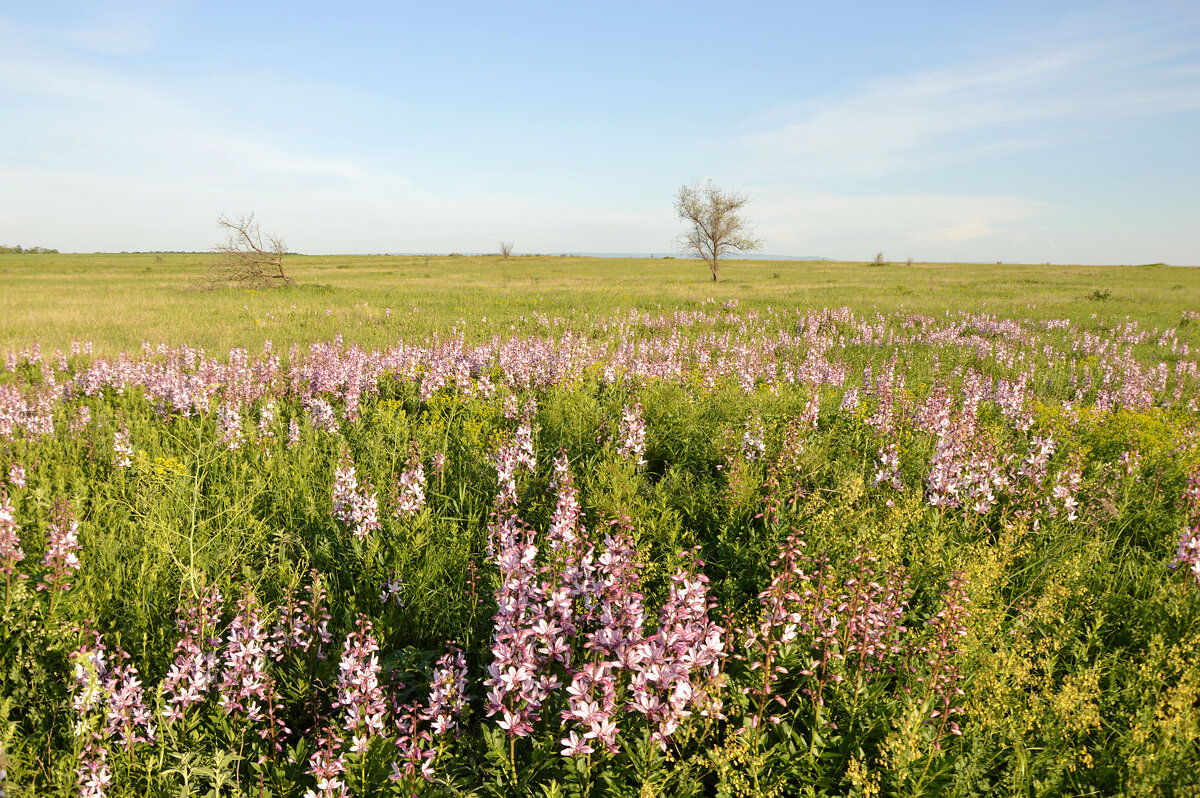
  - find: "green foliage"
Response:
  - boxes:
[1,259,1199,794]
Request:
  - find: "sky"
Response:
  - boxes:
[1,1,1198,264]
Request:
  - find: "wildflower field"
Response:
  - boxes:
[2,254,1200,796]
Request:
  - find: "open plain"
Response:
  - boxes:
[1,254,1199,796]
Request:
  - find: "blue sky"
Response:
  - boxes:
[2,1,1198,263]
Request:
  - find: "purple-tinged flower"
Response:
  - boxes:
[268,573,332,661]
[6,464,24,489]
[39,501,81,594]
[562,660,620,753]
[515,415,537,471]
[217,592,278,724]
[307,398,339,434]
[217,403,243,450]
[76,743,111,798]
[1118,448,1141,477]
[547,452,582,555]
[394,451,426,516]
[626,559,725,749]
[70,405,92,434]
[560,729,594,757]
[742,416,766,461]
[744,534,808,729]
[1171,469,1200,584]
[1047,449,1083,523]
[102,647,156,750]
[161,584,224,722]
[426,644,469,736]
[70,632,109,723]
[331,452,381,540]
[257,401,276,442]
[334,616,387,742]
[872,441,904,492]
[304,733,349,798]
[923,570,970,747]
[113,428,133,469]
[0,490,22,578]
[392,701,436,783]
[492,421,536,509]
[617,401,647,466]
[379,573,404,607]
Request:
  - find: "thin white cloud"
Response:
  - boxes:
[750,188,1052,258]
[745,25,1200,180]
[65,23,154,54]
[0,42,375,190]
[63,0,182,54]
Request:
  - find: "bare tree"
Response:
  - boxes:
[206,213,292,288]
[674,180,761,281]
[500,241,514,259]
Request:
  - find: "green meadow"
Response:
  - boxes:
[2,252,1200,796]
[1,253,1195,353]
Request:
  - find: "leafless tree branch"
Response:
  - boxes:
[203,213,293,289]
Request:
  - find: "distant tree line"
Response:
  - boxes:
[0,245,58,254]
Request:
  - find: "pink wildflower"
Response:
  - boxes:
[39,501,81,594]
[617,401,647,466]
[0,490,22,578]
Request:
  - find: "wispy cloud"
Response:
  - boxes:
[65,22,154,54]
[745,19,1200,181]
[750,188,1052,258]
[0,41,373,190]
[62,0,183,54]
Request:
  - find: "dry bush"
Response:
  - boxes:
[202,213,292,289]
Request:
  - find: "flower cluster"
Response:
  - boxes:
[216,402,243,450]
[112,427,133,469]
[102,648,156,750]
[304,733,348,798]
[742,416,766,461]
[922,571,970,747]
[330,451,380,540]
[257,401,276,442]
[743,534,807,728]
[393,450,426,516]
[485,513,555,737]
[76,744,111,798]
[492,419,537,508]
[617,400,647,466]
[427,645,469,736]
[269,573,333,660]
[334,616,386,752]
[216,593,279,724]
[39,501,81,594]
[161,584,225,722]
[1172,468,1200,584]
[0,490,22,578]
[625,563,726,749]
[378,573,404,607]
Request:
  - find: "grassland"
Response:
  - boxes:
[2,252,1199,796]
[1,253,1196,353]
